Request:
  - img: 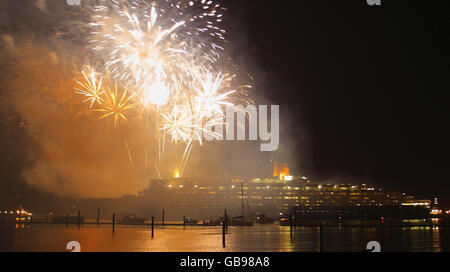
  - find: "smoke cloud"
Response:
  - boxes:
[0,0,310,198]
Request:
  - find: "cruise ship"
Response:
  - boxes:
[139,163,431,220]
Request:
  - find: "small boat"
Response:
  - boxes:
[256,213,275,224]
[184,217,199,224]
[117,214,145,225]
[228,182,253,226]
[230,216,253,226]
[0,206,33,224]
[202,218,221,226]
[279,214,290,226]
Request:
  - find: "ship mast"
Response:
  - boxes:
[241,181,244,219]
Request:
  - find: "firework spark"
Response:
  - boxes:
[192,71,236,117]
[71,0,252,178]
[75,69,105,108]
[124,139,134,168]
[160,104,196,144]
[94,82,134,128]
[89,0,227,106]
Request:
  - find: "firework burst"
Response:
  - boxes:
[71,0,252,178]
[75,69,105,108]
[89,0,227,106]
[192,71,236,117]
[94,82,135,128]
[160,104,196,144]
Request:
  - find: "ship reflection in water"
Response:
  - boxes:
[0,223,446,252]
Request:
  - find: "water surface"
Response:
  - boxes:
[0,223,445,252]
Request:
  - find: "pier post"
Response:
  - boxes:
[444,214,447,252]
[162,209,165,227]
[78,211,81,229]
[319,223,324,252]
[65,214,68,227]
[183,216,186,228]
[97,208,100,226]
[151,216,154,238]
[290,215,293,239]
[430,218,434,252]
[112,213,115,233]
[224,209,228,232]
[390,218,393,251]
[361,218,364,250]
[222,218,226,248]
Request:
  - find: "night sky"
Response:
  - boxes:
[227,0,449,205]
[0,0,449,207]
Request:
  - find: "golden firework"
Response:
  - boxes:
[75,69,105,108]
[94,82,134,128]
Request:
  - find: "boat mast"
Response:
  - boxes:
[241,181,244,219]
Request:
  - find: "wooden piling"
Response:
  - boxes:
[222,218,226,248]
[360,218,364,250]
[444,214,447,252]
[65,214,68,227]
[112,213,115,233]
[430,218,434,252]
[162,209,165,227]
[224,209,228,232]
[78,211,81,229]
[290,215,293,239]
[151,216,154,238]
[97,208,100,226]
[319,223,324,252]
[390,218,394,251]
[183,216,186,228]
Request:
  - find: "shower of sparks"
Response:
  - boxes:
[89,0,227,107]
[193,71,235,118]
[72,0,252,178]
[75,69,105,108]
[124,140,134,168]
[154,161,162,179]
[161,104,196,144]
[179,141,194,176]
[94,82,134,128]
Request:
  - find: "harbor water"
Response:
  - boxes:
[0,223,446,252]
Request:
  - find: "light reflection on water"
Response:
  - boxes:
[0,224,445,252]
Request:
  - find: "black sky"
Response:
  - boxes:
[227,0,449,205]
